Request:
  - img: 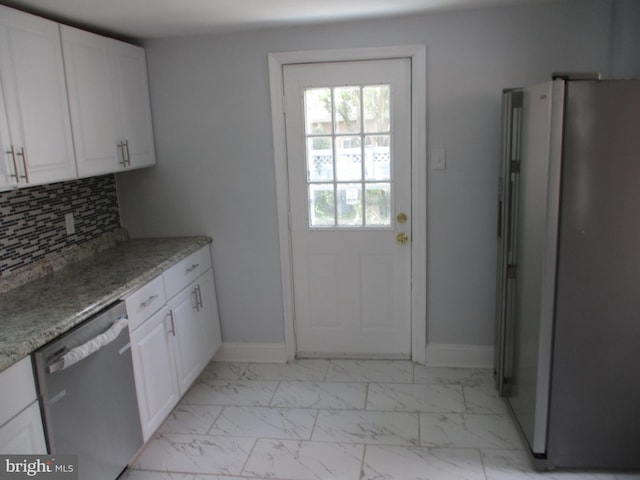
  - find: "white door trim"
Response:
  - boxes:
[268,45,427,364]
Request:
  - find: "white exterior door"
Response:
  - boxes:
[284,59,412,358]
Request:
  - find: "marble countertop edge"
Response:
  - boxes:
[0,235,212,373]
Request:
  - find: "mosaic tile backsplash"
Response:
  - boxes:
[0,175,121,275]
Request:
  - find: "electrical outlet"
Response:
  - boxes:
[64,213,75,236]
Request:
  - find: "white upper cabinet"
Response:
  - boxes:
[0,6,77,188]
[0,82,14,189]
[61,25,156,177]
[113,40,156,170]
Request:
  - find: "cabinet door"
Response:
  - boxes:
[113,41,155,170]
[195,270,222,362]
[168,285,207,395]
[0,6,76,185]
[61,26,121,177]
[0,81,16,189]
[0,403,47,454]
[130,307,180,442]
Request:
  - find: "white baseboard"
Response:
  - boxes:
[425,343,494,368]
[213,342,288,363]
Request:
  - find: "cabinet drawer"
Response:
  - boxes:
[126,275,166,332]
[164,246,212,299]
[0,357,37,427]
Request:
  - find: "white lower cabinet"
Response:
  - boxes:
[197,270,223,362]
[129,245,222,442]
[0,357,46,454]
[130,306,180,442]
[0,403,47,454]
[168,269,223,395]
[169,285,207,395]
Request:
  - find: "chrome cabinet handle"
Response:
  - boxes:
[16,148,28,182]
[5,145,19,181]
[167,311,176,336]
[118,141,127,167]
[191,288,200,311]
[185,264,199,273]
[140,294,159,308]
[124,140,131,167]
[195,285,203,309]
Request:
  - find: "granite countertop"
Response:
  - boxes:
[0,236,212,372]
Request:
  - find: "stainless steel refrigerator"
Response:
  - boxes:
[494,78,640,470]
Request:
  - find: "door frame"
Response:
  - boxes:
[268,45,427,363]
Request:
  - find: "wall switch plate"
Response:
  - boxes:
[64,213,75,235]
[431,148,447,170]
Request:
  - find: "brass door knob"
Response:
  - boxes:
[397,213,408,224]
[396,232,409,245]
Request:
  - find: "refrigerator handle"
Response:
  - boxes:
[502,95,523,391]
[497,199,503,239]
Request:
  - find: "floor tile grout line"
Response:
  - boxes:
[462,383,470,414]
[478,447,491,480]
[364,381,370,411]
[359,443,368,480]
[267,380,282,407]
[322,359,331,381]
[205,404,226,435]
[308,408,321,441]
[237,436,260,478]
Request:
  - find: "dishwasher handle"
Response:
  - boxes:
[47,316,129,374]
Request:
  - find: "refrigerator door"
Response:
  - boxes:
[494,89,522,396]
[504,80,564,456]
[547,80,640,469]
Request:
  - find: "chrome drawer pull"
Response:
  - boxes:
[140,294,159,308]
[185,263,199,273]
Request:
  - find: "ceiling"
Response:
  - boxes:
[1,0,567,39]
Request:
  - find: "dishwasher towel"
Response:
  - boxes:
[56,317,129,372]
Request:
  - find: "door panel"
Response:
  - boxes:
[284,59,411,357]
[361,255,395,330]
[307,254,340,328]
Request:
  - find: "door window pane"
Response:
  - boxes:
[365,183,391,226]
[307,137,333,181]
[337,183,362,226]
[364,135,390,181]
[334,87,361,134]
[309,184,335,227]
[305,88,332,135]
[363,85,390,133]
[336,136,361,181]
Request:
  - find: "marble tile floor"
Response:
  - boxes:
[121,359,640,480]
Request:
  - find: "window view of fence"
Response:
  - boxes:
[304,85,393,227]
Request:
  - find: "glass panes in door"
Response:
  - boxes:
[304,85,391,228]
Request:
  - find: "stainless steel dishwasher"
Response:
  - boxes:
[33,301,143,480]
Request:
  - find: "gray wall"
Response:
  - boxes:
[611,0,640,79]
[116,0,638,350]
